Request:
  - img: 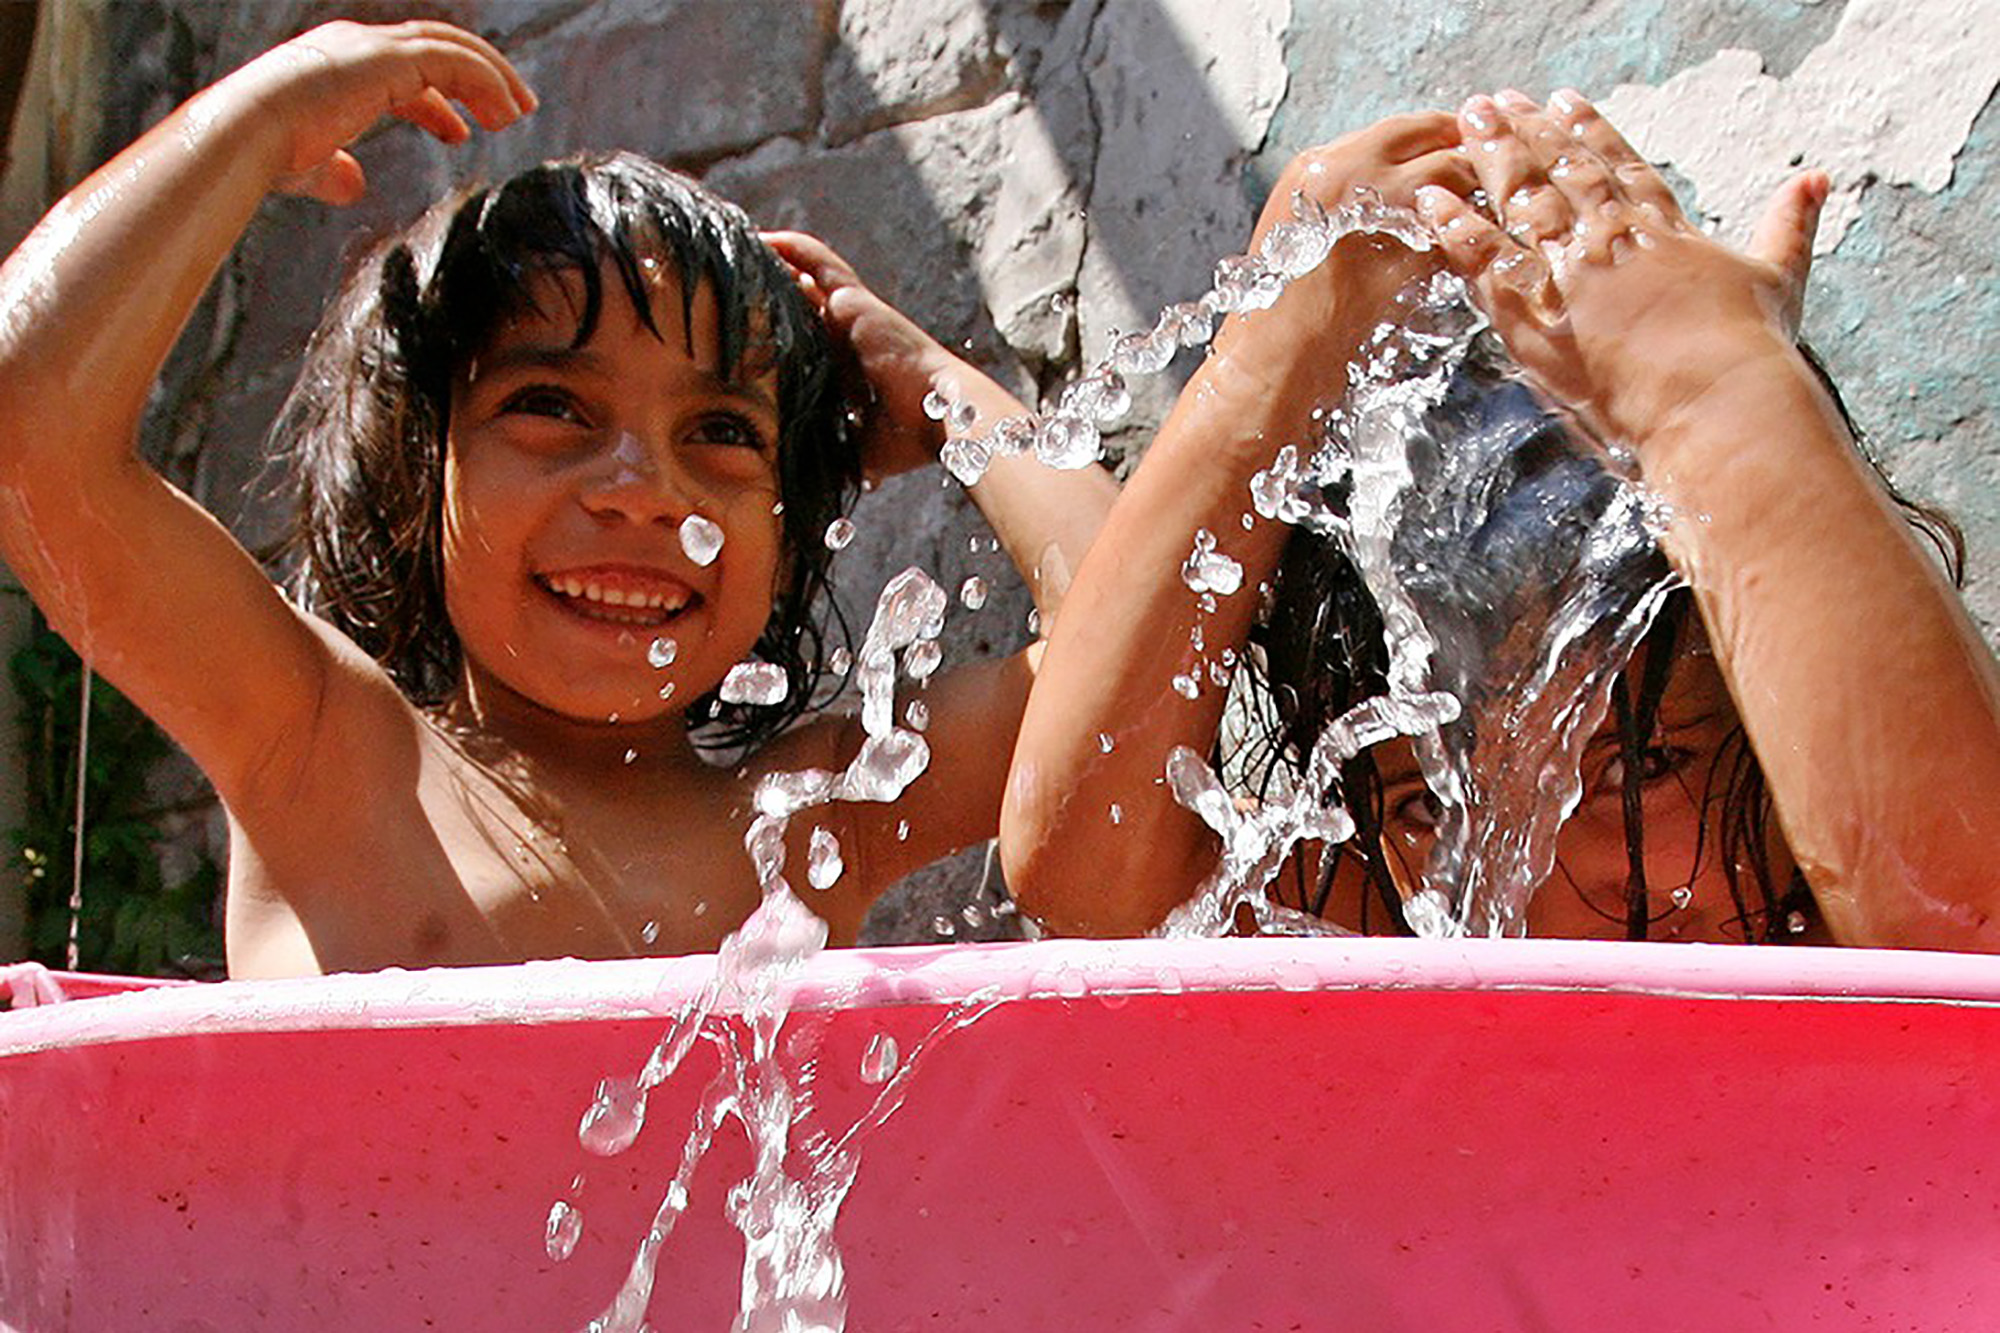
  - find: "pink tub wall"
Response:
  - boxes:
[3,937,2000,1331]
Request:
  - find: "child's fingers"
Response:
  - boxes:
[1369,110,1463,164]
[1417,183,1558,327]
[400,38,527,133]
[393,86,470,145]
[279,150,368,206]
[1491,89,1625,226]
[394,20,537,116]
[1746,168,1828,334]
[761,230,862,292]
[1458,95,1554,225]
[1746,169,1827,282]
[1402,144,1481,204]
[1547,90,1682,224]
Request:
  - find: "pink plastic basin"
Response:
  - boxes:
[3,937,1999,1330]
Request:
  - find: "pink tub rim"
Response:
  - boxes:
[5,935,1999,1060]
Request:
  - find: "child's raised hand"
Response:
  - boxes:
[762,230,969,480]
[1416,90,1827,448]
[1218,113,1476,377]
[207,21,535,205]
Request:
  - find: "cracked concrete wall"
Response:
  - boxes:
[3,0,1993,956]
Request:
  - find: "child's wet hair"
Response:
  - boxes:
[279,152,860,750]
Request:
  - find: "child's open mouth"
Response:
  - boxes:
[534,568,697,628]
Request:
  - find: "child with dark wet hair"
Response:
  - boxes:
[1001,93,2000,950]
[0,21,1113,977]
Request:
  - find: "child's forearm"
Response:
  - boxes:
[0,89,290,477]
[1645,344,2000,949]
[1000,350,1307,934]
[999,122,1466,937]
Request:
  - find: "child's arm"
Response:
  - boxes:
[763,232,1114,615]
[757,233,1119,931]
[1418,91,2000,951]
[997,115,1476,935]
[0,23,532,810]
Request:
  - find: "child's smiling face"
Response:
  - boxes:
[441,260,784,727]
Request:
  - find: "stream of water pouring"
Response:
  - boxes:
[561,188,1679,1329]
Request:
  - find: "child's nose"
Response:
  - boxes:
[579,430,694,524]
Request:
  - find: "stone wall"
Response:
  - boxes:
[1,0,1994,959]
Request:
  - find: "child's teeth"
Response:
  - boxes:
[603,587,629,606]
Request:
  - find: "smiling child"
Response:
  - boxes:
[0,21,1114,977]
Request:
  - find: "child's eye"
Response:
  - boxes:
[1389,787,1444,832]
[1598,745,1693,791]
[689,413,769,450]
[499,386,589,425]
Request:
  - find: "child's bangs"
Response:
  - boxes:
[433,155,808,388]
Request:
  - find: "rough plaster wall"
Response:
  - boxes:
[1267,0,2000,643]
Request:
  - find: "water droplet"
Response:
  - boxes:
[824,517,856,551]
[828,646,853,675]
[1061,370,1132,423]
[640,919,659,944]
[1787,909,1808,935]
[1108,329,1175,376]
[719,661,789,706]
[941,433,994,485]
[647,637,677,669]
[931,914,955,937]
[905,638,942,681]
[895,819,911,842]
[959,576,988,610]
[960,902,985,927]
[678,513,724,566]
[1171,672,1200,700]
[545,1199,582,1261]
[1670,886,1692,910]
[860,1033,900,1084]
[904,699,930,731]
[1026,608,1041,636]
[578,1076,646,1156]
[1097,731,1115,754]
[622,748,638,765]
[1180,528,1244,596]
[921,387,951,421]
[1034,414,1101,469]
[1109,802,1123,825]
[807,826,844,890]
[657,681,676,701]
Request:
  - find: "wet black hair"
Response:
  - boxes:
[277,152,861,752]
[1243,342,1965,942]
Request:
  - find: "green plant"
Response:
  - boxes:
[8,600,223,977]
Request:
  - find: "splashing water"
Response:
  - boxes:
[1181,528,1244,597]
[679,513,725,567]
[1157,248,1677,939]
[546,1199,583,1262]
[720,661,790,707]
[571,186,1678,1331]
